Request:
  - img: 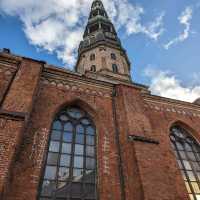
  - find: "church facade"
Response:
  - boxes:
[1,0,200,200]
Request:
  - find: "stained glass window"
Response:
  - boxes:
[170,125,200,200]
[38,106,97,200]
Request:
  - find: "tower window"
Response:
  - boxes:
[112,64,118,73]
[90,54,95,61]
[102,23,110,32]
[90,65,96,72]
[111,53,116,60]
[90,24,99,33]
[38,106,97,199]
[170,125,200,200]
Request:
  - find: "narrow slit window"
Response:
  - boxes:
[112,64,118,73]
[90,65,96,72]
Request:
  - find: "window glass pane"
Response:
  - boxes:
[191,182,200,193]
[47,153,58,165]
[187,152,197,161]
[70,182,82,197]
[84,184,96,198]
[196,194,200,200]
[57,181,67,190]
[52,121,62,130]
[51,130,61,140]
[74,156,84,168]
[58,167,70,181]
[86,146,95,157]
[60,154,71,167]
[73,169,84,182]
[86,135,95,145]
[85,170,95,183]
[67,108,83,119]
[61,143,71,154]
[64,122,73,131]
[191,162,200,171]
[86,157,95,169]
[76,134,84,144]
[60,114,68,121]
[76,125,84,134]
[75,144,84,155]
[185,181,192,193]
[63,132,72,142]
[179,151,187,160]
[176,142,184,150]
[183,160,192,170]
[86,126,95,135]
[185,143,193,151]
[49,141,60,152]
[81,119,90,125]
[44,166,57,180]
[187,171,196,181]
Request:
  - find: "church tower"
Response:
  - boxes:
[76,0,131,83]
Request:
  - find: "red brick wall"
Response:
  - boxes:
[0,57,43,198]
[1,55,200,200]
[5,78,122,200]
[115,84,192,200]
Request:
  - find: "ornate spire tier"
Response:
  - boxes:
[76,0,131,83]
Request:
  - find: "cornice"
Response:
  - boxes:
[143,93,200,117]
[42,65,114,98]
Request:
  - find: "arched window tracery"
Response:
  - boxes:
[38,106,97,200]
[170,125,200,200]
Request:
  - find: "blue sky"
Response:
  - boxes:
[0,0,200,102]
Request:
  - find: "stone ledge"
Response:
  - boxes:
[0,109,27,121]
[128,135,159,145]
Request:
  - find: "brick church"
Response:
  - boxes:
[1,0,200,199]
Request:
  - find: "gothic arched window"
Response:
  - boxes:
[112,64,118,73]
[38,106,97,200]
[170,125,200,200]
[90,65,96,72]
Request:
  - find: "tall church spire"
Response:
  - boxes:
[76,0,131,83]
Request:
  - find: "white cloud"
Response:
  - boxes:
[164,6,193,50]
[0,0,164,67]
[144,68,200,102]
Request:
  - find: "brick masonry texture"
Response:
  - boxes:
[1,53,200,200]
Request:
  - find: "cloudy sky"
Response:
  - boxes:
[0,0,200,102]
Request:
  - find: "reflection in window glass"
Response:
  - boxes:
[170,125,200,200]
[38,106,96,199]
[47,153,58,165]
